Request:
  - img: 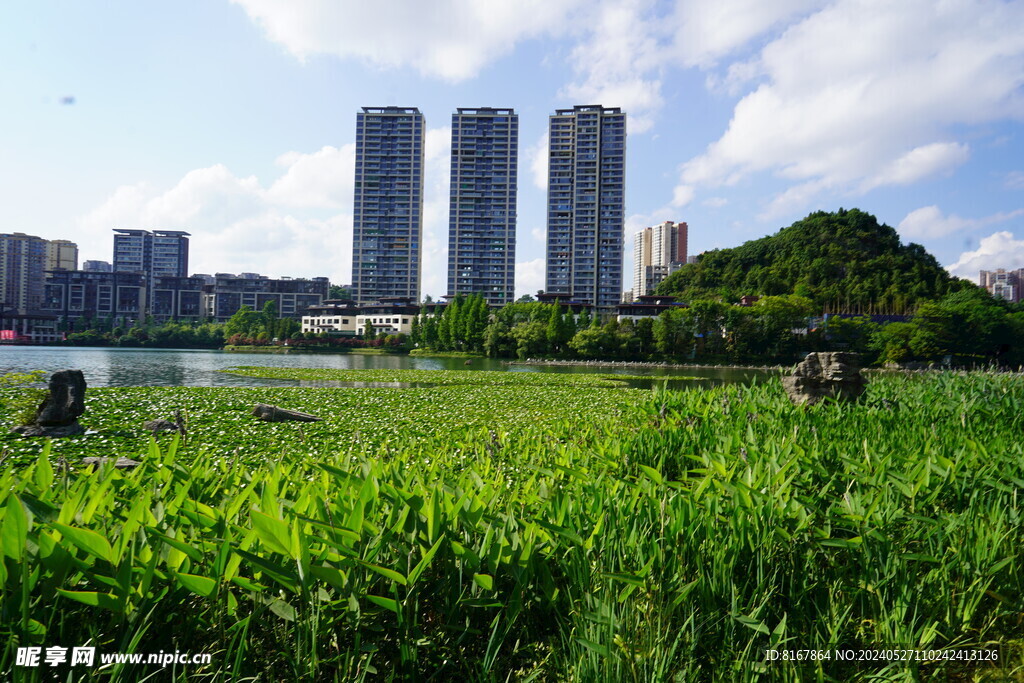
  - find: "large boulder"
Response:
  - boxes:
[782,352,866,406]
[12,370,87,437]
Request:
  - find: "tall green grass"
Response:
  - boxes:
[0,371,1021,681]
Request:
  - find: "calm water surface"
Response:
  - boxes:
[0,346,773,388]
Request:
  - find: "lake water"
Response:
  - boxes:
[0,346,774,388]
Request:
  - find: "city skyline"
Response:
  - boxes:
[4,2,1024,298]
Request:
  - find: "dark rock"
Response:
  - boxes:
[143,410,185,434]
[782,352,866,406]
[12,370,87,437]
[83,456,141,470]
[252,403,322,423]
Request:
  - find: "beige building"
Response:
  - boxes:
[301,297,420,336]
[632,221,687,300]
[46,239,78,271]
[980,269,1023,303]
[1,233,78,338]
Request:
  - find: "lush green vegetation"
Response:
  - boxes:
[1,370,1022,680]
[411,287,1024,367]
[62,319,227,349]
[656,209,966,311]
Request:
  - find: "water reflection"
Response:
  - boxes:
[0,346,774,388]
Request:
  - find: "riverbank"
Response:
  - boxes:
[222,345,408,355]
[510,357,791,371]
[408,349,485,358]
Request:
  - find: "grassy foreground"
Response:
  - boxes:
[0,370,1022,681]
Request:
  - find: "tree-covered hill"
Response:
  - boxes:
[655,209,967,312]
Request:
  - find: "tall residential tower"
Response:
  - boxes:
[112,229,190,289]
[447,108,518,305]
[545,105,626,310]
[351,107,425,304]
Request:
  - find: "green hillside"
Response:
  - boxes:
[655,209,967,312]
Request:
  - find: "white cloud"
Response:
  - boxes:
[1007,171,1024,190]
[759,179,829,220]
[946,231,1024,278]
[677,0,1024,214]
[670,0,822,68]
[268,145,355,208]
[703,197,727,208]
[862,142,969,191]
[898,206,975,240]
[230,0,583,81]
[528,133,549,191]
[515,257,546,298]
[78,149,355,283]
[420,127,453,299]
[560,0,664,133]
[898,205,1024,241]
[672,184,695,207]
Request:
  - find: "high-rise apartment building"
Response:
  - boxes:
[545,105,626,311]
[1,232,48,312]
[447,108,518,306]
[46,239,78,271]
[352,107,425,304]
[113,229,190,290]
[632,220,687,298]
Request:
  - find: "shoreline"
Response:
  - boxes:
[508,358,790,372]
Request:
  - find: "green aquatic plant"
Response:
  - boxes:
[0,370,47,426]
[0,371,1021,680]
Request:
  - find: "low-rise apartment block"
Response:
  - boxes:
[302,297,419,336]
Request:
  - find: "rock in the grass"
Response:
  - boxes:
[252,403,322,423]
[12,370,87,437]
[83,456,141,470]
[143,409,186,435]
[782,352,866,406]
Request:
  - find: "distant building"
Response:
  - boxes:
[113,229,190,291]
[980,269,1023,303]
[46,239,78,271]
[1,233,48,312]
[351,107,425,304]
[40,270,147,336]
[301,297,419,336]
[632,221,687,299]
[150,276,207,322]
[686,255,699,265]
[204,273,329,322]
[545,105,626,312]
[616,294,686,322]
[0,232,51,337]
[301,300,361,336]
[447,108,518,306]
[83,260,112,272]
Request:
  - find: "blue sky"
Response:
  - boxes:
[3,0,1023,298]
